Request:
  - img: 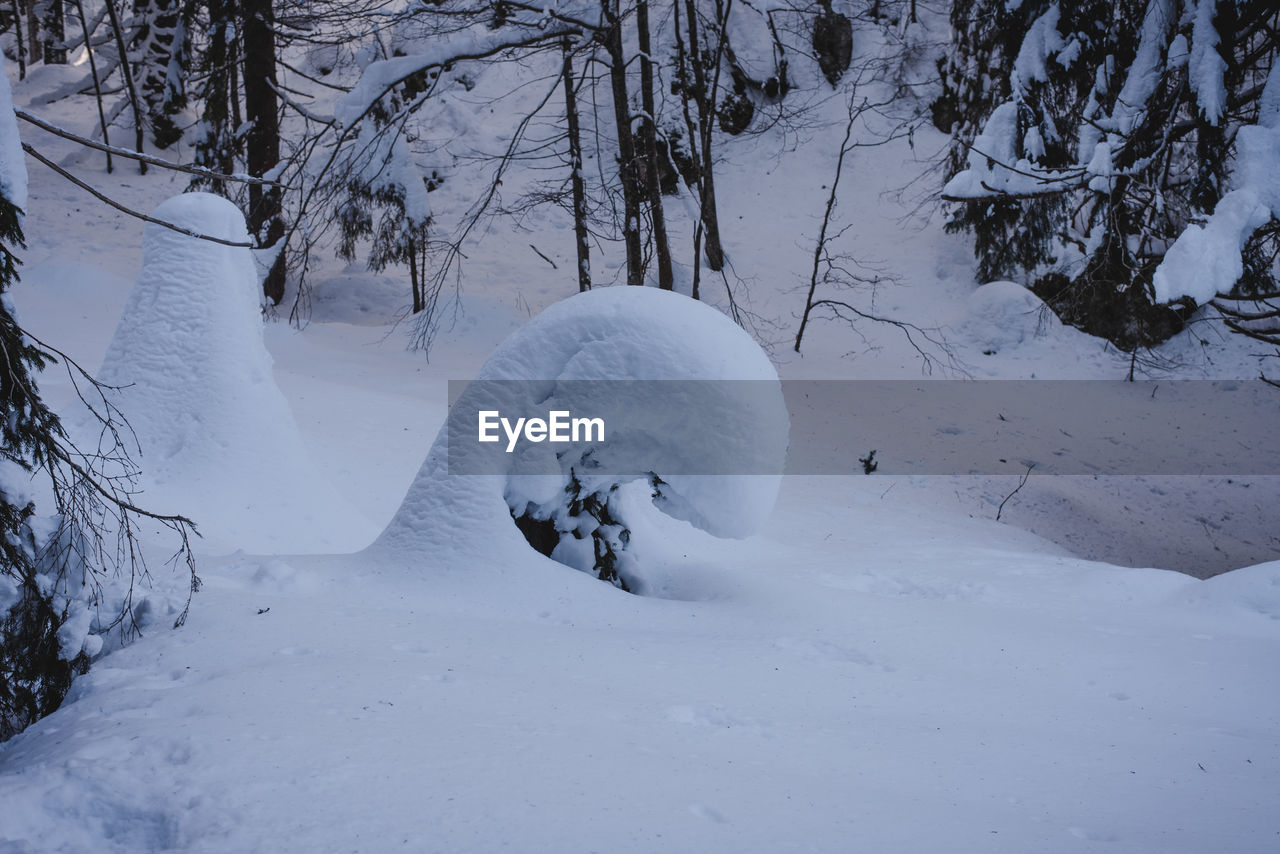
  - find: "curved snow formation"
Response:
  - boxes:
[95,193,360,552]
[372,287,788,569]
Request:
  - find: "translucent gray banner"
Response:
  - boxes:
[445,380,1280,475]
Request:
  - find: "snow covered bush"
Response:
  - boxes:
[372,287,788,593]
[937,0,1280,350]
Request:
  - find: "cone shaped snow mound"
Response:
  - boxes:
[373,287,788,582]
[94,193,366,553]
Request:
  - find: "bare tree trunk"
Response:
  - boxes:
[636,0,673,290]
[71,0,110,171]
[795,103,855,352]
[26,0,40,65]
[695,0,729,271]
[10,0,26,77]
[408,237,423,313]
[192,0,234,190]
[562,39,591,292]
[671,0,700,297]
[41,0,65,64]
[242,0,285,303]
[672,0,728,279]
[603,0,644,286]
[104,0,147,172]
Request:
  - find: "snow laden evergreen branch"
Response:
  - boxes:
[407,73,566,352]
[21,143,257,249]
[940,138,1089,201]
[334,23,588,127]
[281,21,587,325]
[495,1,606,34]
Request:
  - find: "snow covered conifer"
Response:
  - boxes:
[0,57,197,742]
[372,287,788,595]
[334,76,438,316]
[0,81,83,740]
[934,0,1074,284]
[0,56,90,740]
[938,0,1280,350]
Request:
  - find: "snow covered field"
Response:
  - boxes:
[1,41,1279,854]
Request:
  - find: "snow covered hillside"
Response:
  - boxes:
[1,10,1279,854]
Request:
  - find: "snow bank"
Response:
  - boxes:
[94,193,362,553]
[1172,559,1280,623]
[371,287,788,588]
[0,55,26,212]
[961,280,1059,352]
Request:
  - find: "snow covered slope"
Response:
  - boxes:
[1,21,1278,853]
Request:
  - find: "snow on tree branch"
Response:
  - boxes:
[1153,64,1280,304]
[334,22,587,129]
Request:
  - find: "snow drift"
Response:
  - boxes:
[94,193,362,552]
[371,286,788,590]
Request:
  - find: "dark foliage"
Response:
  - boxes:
[936,0,1280,350]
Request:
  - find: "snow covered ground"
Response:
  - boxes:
[2,43,1279,854]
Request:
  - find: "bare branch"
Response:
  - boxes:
[16,109,284,186]
[997,465,1035,521]
[21,143,258,248]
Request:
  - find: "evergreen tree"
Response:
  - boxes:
[0,59,197,742]
[0,139,87,741]
[334,83,439,316]
[937,0,1280,350]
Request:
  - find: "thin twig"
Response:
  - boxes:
[996,464,1034,521]
[16,109,283,186]
[529,243,557,269]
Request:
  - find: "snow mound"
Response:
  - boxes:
[1172,559,1280,623]
[0,55,27,211]
[371,287,787,587]
[306,271,407,325]
[962,281,1059,351]
[93,193,364,553]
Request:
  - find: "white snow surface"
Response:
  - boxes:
[2,22,1279,854]
[92,193,367,553]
